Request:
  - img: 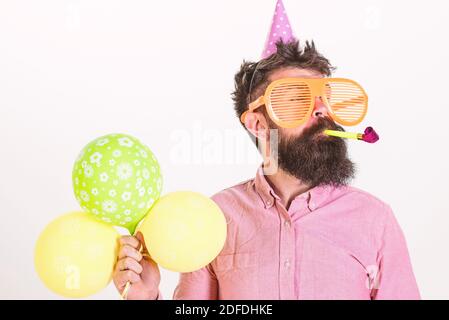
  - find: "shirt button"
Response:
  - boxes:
[266,199,273,206]
[284,259,291,268]
[284,220,291,228]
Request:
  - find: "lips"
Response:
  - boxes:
[300,117,346,142]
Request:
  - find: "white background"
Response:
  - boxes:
[1,0,448,299]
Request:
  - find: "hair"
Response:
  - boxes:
[231,39,336,124]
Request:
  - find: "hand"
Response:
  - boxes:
[112,232,161,300]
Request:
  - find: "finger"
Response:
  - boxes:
[118,245,143,261]
[119,235,141,249]
[116,270,141,288]
[117,257,144,274]
[135,232,149,255]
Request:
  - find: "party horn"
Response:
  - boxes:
[323,127,379,144]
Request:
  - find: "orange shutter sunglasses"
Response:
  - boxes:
[240,78,368,128]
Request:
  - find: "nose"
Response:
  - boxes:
[312,97,330,119]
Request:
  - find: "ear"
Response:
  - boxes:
[244,111,270,140]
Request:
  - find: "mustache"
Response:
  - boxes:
[301,117,344,139]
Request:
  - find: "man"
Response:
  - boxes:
[112,2,420,300]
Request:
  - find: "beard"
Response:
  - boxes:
[274,117,356,187]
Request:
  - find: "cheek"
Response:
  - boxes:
[280,126,306,139]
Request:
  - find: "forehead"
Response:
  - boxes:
[268,67,324,82]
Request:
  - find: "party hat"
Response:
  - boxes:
[261,0,296,59]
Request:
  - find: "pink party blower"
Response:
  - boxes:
[323,127,379,144]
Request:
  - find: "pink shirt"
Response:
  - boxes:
[167,167,420,300]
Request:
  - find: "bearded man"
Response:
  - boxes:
[112,1,420,300]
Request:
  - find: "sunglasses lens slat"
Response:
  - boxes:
[326,81,367,125]
[269,82,312,124]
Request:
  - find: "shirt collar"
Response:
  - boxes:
[253,166,277,208]
[252,165,335,210]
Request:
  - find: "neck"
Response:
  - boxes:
[262,164,312,210]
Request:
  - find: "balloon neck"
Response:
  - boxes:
[127,222,138,235]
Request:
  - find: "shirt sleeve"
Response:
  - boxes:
[171,263,218,300]
[371,205,421,300]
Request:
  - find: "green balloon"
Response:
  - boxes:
[73,134,162,234]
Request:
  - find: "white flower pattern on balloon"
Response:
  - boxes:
[136,177,143,188]
[80,190,89,202]
[138,187,146,197]
[121,192,132,202]
[139,149,148,158]
[112,150,122,158]
[99,172,109,182]
[91,188,98,196]
[102,200,117,213]
[117,163,133,180]
[118,137,134,147]
[142,168,150,180]
[96,138,109,146]
[90,152,103,165]
[84,165,94,177]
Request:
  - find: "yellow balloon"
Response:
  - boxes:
[34,212,120,298]
[137,191,227,273]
